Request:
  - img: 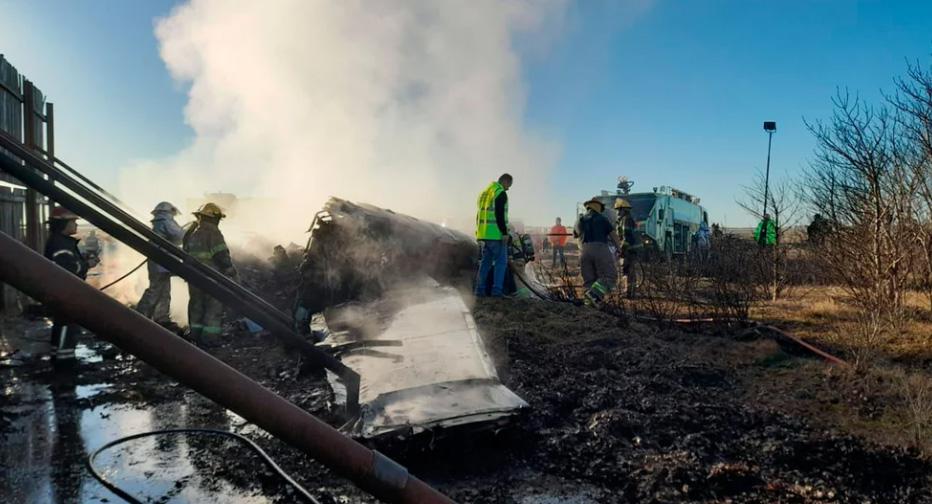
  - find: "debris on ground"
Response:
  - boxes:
[4,268,932,502]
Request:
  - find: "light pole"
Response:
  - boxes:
[762,121,777,218]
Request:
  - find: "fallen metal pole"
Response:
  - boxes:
[0,231,456,504]
[0,145,361,415]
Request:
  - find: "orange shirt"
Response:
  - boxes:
[549,225,568,247]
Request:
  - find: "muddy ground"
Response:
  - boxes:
[2,262,932,502]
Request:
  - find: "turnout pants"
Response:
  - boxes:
[188,287,224,343]
[50,318,78,362]
[580,242,617,305]
[137,272,172,323]
[622,250,637,298]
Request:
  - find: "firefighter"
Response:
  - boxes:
[474,173,513,298]
[44,207,99,365]
[614,198,641,298]
[136,202,185,326]
[183,202,236,345]
[83,229,100,262]
[575,197,623,308]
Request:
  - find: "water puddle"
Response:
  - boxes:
[2,384,297,503]
[75,342,103,364]
[75,383,111,400]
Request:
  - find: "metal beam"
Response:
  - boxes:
[0,133,360,413]
[0,230,455,504]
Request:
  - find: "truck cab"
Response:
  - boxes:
[577,182,708,259]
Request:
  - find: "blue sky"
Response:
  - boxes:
[2,1,931,227]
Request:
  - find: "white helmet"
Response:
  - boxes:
[152,201,179,215]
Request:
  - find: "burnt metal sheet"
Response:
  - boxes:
[296,197,478,316]
[322,279,528,439]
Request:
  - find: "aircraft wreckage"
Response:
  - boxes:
[294,198,530,439]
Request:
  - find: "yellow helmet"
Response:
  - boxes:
[614,198,632,209]
[193,202,226,219]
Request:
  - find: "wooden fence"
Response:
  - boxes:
[0,54,53,312]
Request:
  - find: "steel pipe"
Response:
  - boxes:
[0,230,455,504]
[0,145,361,414]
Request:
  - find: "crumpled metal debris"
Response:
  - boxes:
[293,198,526,438]
[321,279,528,439]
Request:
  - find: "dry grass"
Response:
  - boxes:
[748,285,932,455]
[752,285,932,364]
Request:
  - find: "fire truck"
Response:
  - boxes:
[579,177,709,258]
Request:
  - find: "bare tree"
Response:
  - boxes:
[803,91,919,323]
[738,171,803,301]
[891,60,932,310]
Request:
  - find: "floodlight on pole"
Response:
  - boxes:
[762,121,777,218]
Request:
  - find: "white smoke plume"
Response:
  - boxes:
[118,0,566,244]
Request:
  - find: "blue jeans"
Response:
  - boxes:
[475,239,508,297]
[552,245,565,267]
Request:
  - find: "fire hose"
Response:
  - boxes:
[632,314,848,366]
[98,259,148,292]
[87,428,321,504]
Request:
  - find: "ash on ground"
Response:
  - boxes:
[2,261,930,503]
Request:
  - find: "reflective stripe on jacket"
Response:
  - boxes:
[475,181,508,240]
[183,220,233,274]
[44,233,88,279]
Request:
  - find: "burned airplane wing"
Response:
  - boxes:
[296,198,527,438]
[321,280,528,438]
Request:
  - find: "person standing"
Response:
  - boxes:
[694,221,712,261]
[614,198,641,297]
[183,202,236,345]
[807,213,830,246]
[44,207,98,365]
[83,229,100,263]
[575,197,622,308]
[474,173,513,298]
[754,213,777,247]
[136,202,185,326]
[549,217,568,268]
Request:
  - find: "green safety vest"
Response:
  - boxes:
[475,181,508,240]
[754,218,777,246]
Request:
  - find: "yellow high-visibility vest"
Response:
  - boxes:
[475,181,508,240]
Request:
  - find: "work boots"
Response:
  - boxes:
[583,281,609,309]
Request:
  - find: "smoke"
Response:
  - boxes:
[88,240,190,325]
[117,0,566,244]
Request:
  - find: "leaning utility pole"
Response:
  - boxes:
[762,121,776,217]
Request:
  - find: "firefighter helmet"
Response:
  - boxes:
[152,201,180,215]
[614,198,632,209]
[48,207,79,221]
[584,197,605,212]
[193,202,226,219]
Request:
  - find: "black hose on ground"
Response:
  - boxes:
[512,263,556,301]
[98,259,148,292]
[87,428,321,504]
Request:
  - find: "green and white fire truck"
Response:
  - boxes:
[579,177,709,259]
